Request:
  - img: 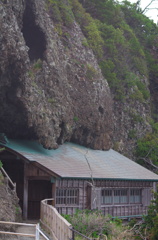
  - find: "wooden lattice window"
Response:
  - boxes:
[114,189,128,204]
[101,189,112,204]
[56,188,79,205]
[130,189,141,203]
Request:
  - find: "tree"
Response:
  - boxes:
[136,122,158,171]
[140,0,158,14]
[143,191,158,240]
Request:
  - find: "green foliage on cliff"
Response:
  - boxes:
[69,0,104,58]
[136,121,158,167]
[46,0,158,102]
[70,0,155,101]
[47,0,74,27]
[46,0,158,154]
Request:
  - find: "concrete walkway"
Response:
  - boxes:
[0,221,51,240]
[15,224,46,240]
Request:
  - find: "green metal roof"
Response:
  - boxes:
[0,139,60,156]
[1,139,158,181]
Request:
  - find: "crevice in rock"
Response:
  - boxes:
[98,106,104,114]
[22,1,46,61]
[57,122,66,145]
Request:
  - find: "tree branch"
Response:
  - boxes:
[141,0,157,13]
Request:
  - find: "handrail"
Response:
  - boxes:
[0,221,36,238]
[1,167,16,190]
[41,198,54,204]
[70,227,92,240]
[0,221,50,240]
[0,221,36,226]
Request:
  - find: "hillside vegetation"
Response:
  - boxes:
[48,0,157,101]
[47,0,158,165]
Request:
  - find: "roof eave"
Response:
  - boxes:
[61,177,158,182]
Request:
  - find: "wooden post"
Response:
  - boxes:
[52,182,56,206]
[23,163,28,220]
[153,182,156,192]
[72,227,75,240]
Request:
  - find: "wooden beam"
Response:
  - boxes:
[27,176,50,181]
[23,163,28,220]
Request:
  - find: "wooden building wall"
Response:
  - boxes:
[55,179,154,218]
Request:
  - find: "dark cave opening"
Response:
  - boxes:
[22,3,46,61]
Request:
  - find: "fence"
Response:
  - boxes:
[40,199,73,240]
[0,221,50,240]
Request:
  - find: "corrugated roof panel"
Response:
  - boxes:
[1,141,158,181]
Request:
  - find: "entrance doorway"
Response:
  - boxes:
[0,150,54,220]
[28,180,52,219]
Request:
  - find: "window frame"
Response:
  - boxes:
[101,188,142,206]
[101,189,113,205]
[130,189,142,204]
[113,189,128,204]
[56,188,79,206]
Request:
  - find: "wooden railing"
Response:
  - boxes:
[40,199,73,240]
[1,167,16,191]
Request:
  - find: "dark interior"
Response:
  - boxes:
[1,151,24,211]
[1,151,52,219]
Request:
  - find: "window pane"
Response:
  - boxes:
[56,188,79,205]
[120,189,128,203]
[114,190,120,204]
[102,190,112,204]
[114,189,128,204]
[130,189,141,203]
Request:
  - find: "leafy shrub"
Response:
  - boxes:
[28,59,43,80]
[48,98,56,104]
[100,60,119,88]
[63,209,135,239]
[70,0,104,58]
[63,209,112,238]
[81,38,89,47]
[86,64,98,81]
[136,121,158,166]
[0,161,2,169]
[136,81,150,100]
[47,0,74,27]
[84,20,104,58]
[129,89,144,102]
[130,113,144,123]
[141,191,158,240]
[73,116,79,122]
[33,59,42,70]
[128,129,137,139]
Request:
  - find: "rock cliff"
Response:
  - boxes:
[0,0,156,158]
[0,0,113,150]
[0,173,21,223]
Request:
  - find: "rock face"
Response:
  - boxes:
[0,174,21,222]
[112,95,151,158]
[0,0,113,150]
